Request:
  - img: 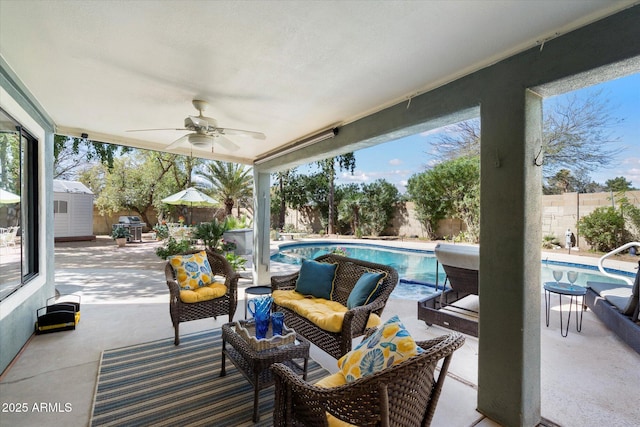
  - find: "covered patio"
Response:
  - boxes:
[1,2,639,426]
[1,237,638,426]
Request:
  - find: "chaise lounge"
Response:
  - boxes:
[586,258,640,354]
[417,243,479,337]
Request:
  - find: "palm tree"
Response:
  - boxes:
[197,161,253,216]
[338,192,363,236]
[317,154,355,234]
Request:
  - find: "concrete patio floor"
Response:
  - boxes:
[0,236,638,427]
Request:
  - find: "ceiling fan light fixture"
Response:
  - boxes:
[188,133,212,147]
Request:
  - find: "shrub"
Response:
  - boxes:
[221,239,237,252]
[192,218,230,252]
[542,234,560,249]
[224,215,252,229]
[155,237,193,260]
[224,253,247,271]
[153,223,169,240]
[577,207,625,252]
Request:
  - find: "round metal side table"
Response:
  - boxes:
[544,281,587,337]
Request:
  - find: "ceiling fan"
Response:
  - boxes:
[127,100,265,151]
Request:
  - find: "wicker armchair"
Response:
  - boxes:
[272,331,465,427]
[165,249,239,345]
[271,253,399,359]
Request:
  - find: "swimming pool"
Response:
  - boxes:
[271,242,633,300]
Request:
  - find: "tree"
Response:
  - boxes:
[407,156,480,242]
[316,154,356,234]
[430,91,623,179]
[604,176,634,192]
[280,172,330,231]
[197,161,253,216]
[359,180,401,236]
[79,150,187,225]
[0,133,20,194]
[272,169,297,230]
[546,169,574,194]
[617,191,640,241]
[542,169,603,194]
[337,184,363,235]
[53,135,129,179]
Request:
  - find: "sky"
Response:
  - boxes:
[314,72,640,193]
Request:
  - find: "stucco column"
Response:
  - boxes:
[477,89,543,426]
[252,169,271,285]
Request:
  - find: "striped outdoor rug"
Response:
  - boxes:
[90,329,329,427]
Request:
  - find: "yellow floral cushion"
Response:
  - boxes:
[273,290,381,333]
[179,282,227,303]
[168,251,213,290]
[337,315,423,383]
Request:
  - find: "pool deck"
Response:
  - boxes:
[1,236,638,427]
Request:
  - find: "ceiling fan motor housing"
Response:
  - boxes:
[188,133,212,147]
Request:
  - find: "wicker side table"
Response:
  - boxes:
[220,320,310,422]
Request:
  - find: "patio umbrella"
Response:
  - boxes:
[0,188,20,204]
[161,187,217,224]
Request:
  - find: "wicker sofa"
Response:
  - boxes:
[586,260,640,354]
[165,249,239,345]
[271,253,399,359]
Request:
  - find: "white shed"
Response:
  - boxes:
[53,180,95,241]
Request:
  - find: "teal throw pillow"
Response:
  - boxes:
[347,272,385,309]
[295,259,338,300]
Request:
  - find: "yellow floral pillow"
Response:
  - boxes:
[168,251,214,290]
[337,315,423,383]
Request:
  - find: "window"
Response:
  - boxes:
[54,200,68,214]
[0,108,39,300]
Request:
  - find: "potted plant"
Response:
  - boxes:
[111,226,130,247]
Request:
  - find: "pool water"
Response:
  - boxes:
[271,242,632,301]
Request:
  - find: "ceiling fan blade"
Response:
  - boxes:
[219,127,266,140]
[165,134,190,150]
[216,135,240,151]
[126,128,188,132]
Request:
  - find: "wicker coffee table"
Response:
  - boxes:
[220,320,310,422]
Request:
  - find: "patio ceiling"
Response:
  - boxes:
[0,1,634,165]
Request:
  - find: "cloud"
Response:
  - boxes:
[621,157,640,166]
[338,168,416,186]
[389,158,402,166]
[340,170,369,182]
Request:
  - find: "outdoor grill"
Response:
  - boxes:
[113,216,146,242]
